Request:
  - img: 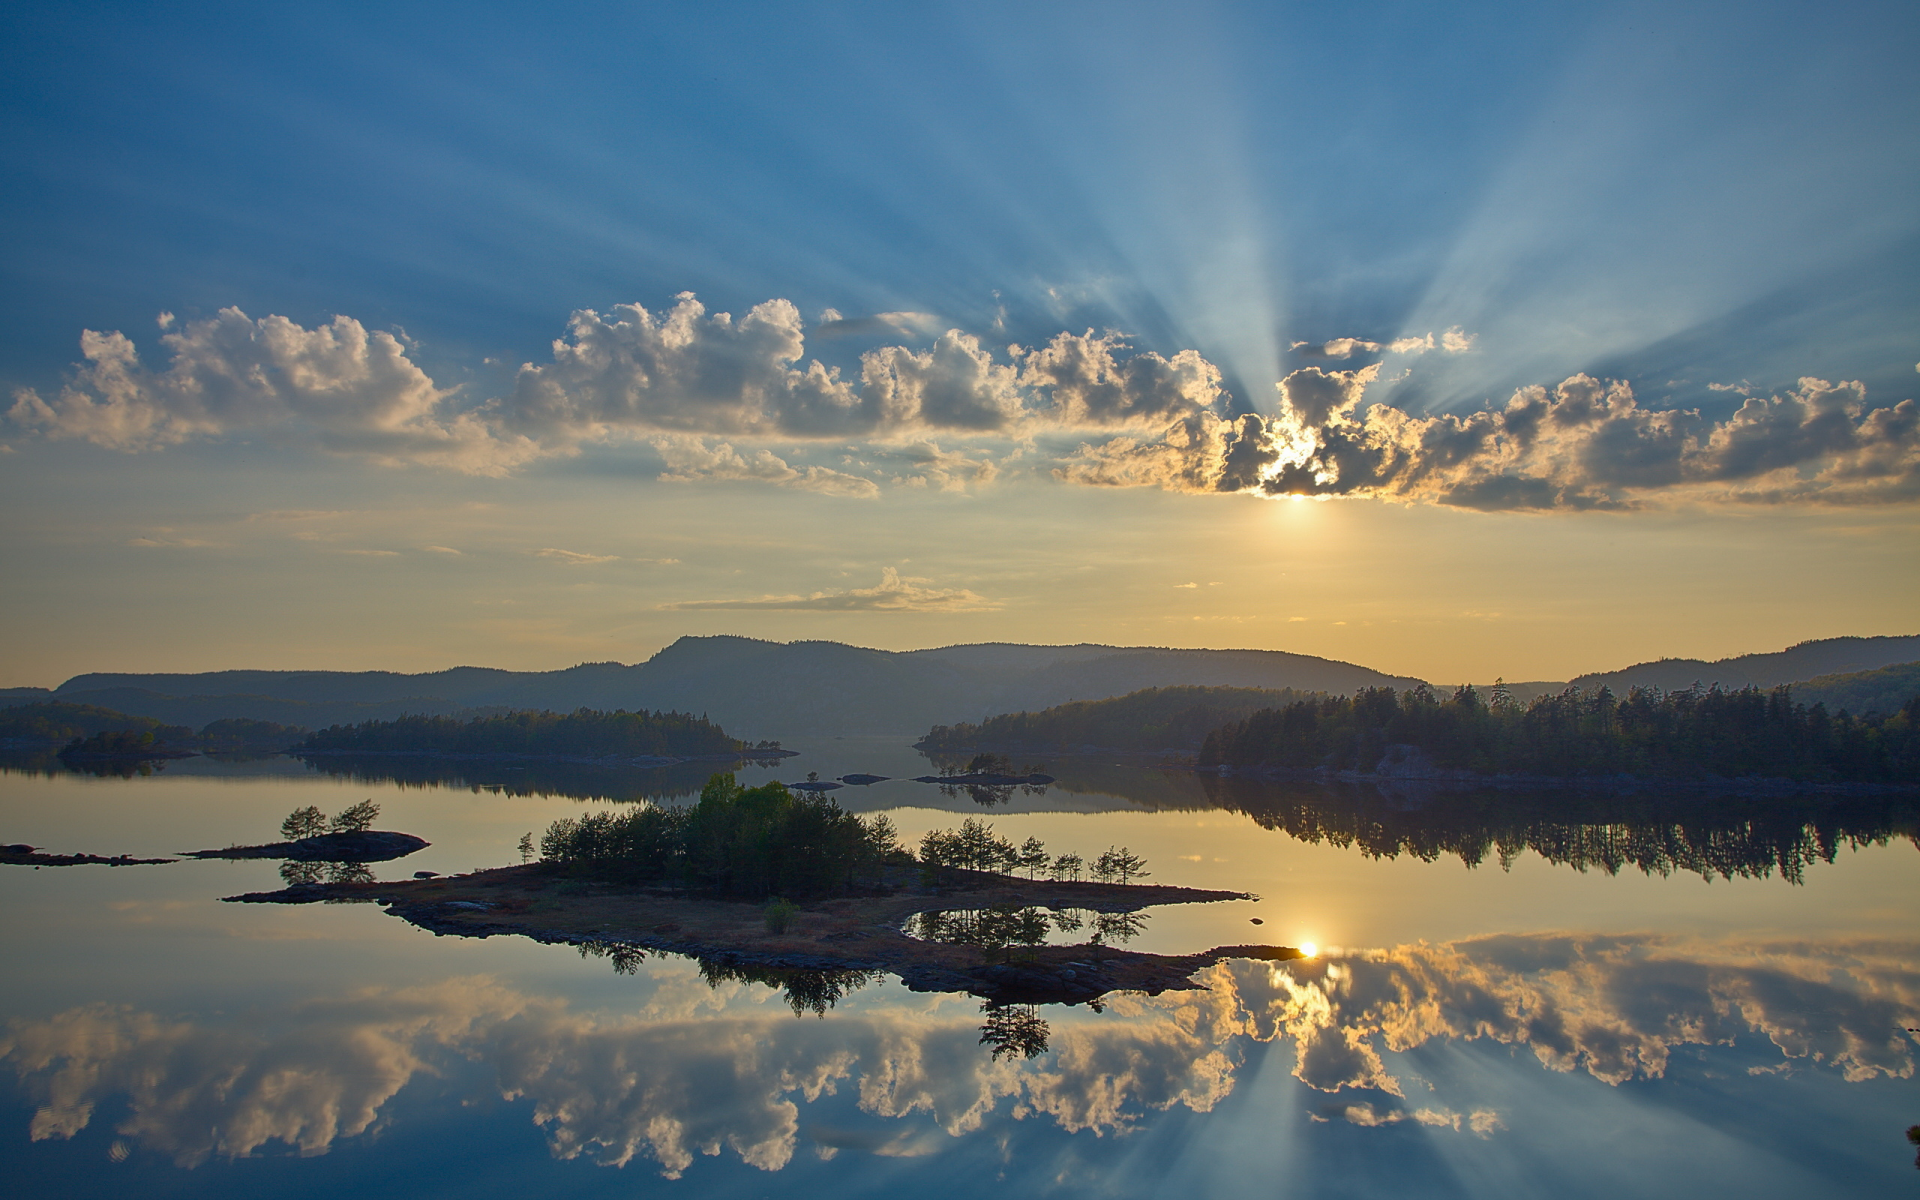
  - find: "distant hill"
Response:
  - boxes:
[25,637,1424,738]
[1570,635,1920,694]
[1792,661,1920,718]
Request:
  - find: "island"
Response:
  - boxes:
[225,864,1291,1004]
[221,773,1298,1005]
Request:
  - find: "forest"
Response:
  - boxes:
[299,707,744,759]
[1198,683,1920,784]
[538,776,1148,902]
[539,773,902,897]
[918,685,1320,754]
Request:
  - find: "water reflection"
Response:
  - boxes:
[277,860,375,888]
[294,752,730,804]
[0,750,175,780]
[979,1003,1050,1060]
[6,933,1910,1177]
[1044,762,1920,884]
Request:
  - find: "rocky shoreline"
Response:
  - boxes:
[222,864,1292,1004]
[1,844,176,867]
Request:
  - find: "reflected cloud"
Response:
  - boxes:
[4,934,1911,1176]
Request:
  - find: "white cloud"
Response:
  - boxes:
[1066,366,1920,509]
[1290,330,1474,360]
[651,436,881,498]
[3,933,1908,1176]
[7,309,536,474]
[812,310,944,340]
[661,567,998,612]
[8,296,1912,510]
[534,547,619,565]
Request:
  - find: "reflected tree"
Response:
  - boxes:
[1089,910,1147,950]
[979,1003,1050,1060]
[696,960,880,1017]
[279,860,324,887]
[577,940,649,975]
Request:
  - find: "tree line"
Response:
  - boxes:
[919,685,1320,754]
[1198,683,1920,784]
[300,707,742,759]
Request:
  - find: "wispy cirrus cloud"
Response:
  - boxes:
[1291,328,1476,359]
[534,547,619,565]
[660,567,997,613]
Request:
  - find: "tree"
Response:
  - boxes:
[330,799,381,833]
[1110,846,1149,884]
[1092,846,1149,884]
[1050,852,1084,882]
[1017,836,1049,879]
[280,806,327,841]
[517,832,535,864]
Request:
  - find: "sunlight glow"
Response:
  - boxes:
[1298,941,1317,959]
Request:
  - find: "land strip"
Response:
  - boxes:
[223,865,1291,1003]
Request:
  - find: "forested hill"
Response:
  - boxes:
[298,708,746,759]
[1569,635,1920,693]
[918,686,1323,754]
[31,638,1421,737]
[1792,661,1920,718]
[1198,685,1920,785]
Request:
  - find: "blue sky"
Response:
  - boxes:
[3,1,1917,681]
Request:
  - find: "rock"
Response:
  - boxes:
[1249,917,1264,924]
[839,774,889,785]
[443,901,493,912]
[5,844,34,854]
[413,870,440,879]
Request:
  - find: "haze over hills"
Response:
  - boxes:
[6,637,1426,738]
[1569,636,1920,695]
[4,633,1912,740]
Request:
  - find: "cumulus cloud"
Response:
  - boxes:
[1071,367,1920,509]
[6,309,537,474]
[9,296,1913,509]
[875,440,1000,492]
[651,435,882,498]
[660,567,997,612]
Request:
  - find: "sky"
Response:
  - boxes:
[3,0,1917,686]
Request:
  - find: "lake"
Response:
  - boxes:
[2,736,1915,1198]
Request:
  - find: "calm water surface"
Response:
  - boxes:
[2,737,1915,1198]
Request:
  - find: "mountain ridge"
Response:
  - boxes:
[34,636,1426,738]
